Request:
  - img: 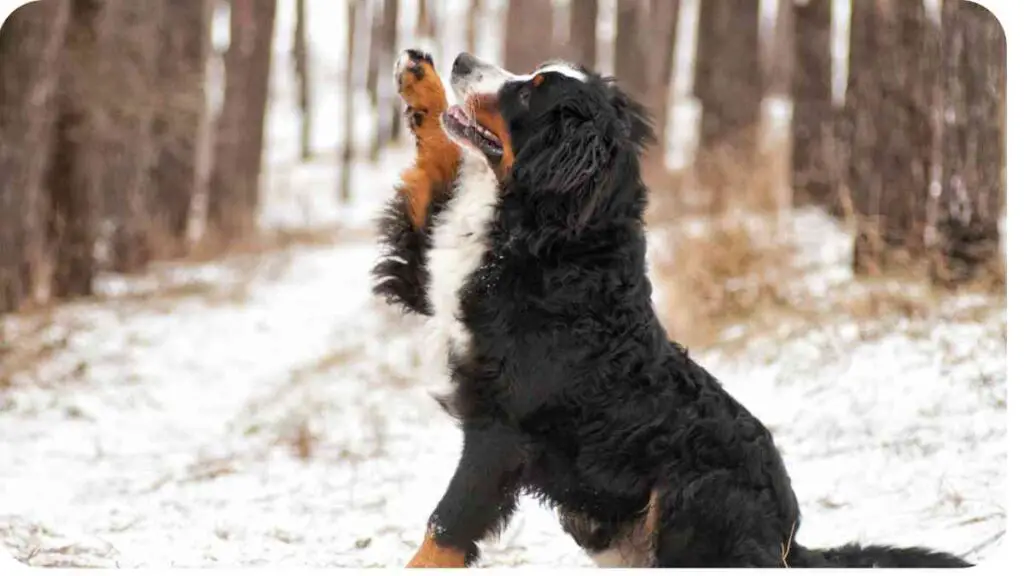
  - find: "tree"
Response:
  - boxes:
[47,0,105,299]
[293,0,313,160]
[934,0,1006,285]
[207,0,277,246]
[693,0,762,190]
[791,0,836,208]
[151,0,214,256]
[504,0,554,73]
[100,0,165,273]
[845,0,936,275]
[0,0,70,312]
[339,0,361,202]
[766,0,794,97]
[569,0,598,70]
[366,0,383,161]
[380,0,401,144]
[613,0,647,102]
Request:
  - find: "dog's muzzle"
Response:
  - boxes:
[450,52,512,102]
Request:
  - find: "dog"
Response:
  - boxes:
[372,49,971,568]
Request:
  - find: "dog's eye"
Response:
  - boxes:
[518,86,531,108]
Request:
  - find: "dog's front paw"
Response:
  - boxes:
[394,49,447,119]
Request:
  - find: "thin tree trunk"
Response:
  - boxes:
[613,0,647,102]
[293,0,313,160]
[417,0,436,39]
[47,0,105,299]
[646,0,681,144]
[339,0,361,202]
[766,0,795,97]
[933,0,1006,285]
[568,0,598,70]
[366,0,382,162]
[380,0,401,144]
[207,0,277,246]
[0,0,70,312]
[791,0,835,208]
[504,0,555,73]
[693,0,762,198]
[101,0,165,273]
[846,0,936,275]
[151,0,214,257]
[466,0,481,53]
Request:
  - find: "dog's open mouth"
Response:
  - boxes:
[442,105,503,160]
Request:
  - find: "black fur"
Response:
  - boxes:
[371,178,454,316]
[375,54,970,568]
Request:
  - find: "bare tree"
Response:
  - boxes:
[151,0,214,257]
[380,0,401,143]
[0,0,70,312]
[366,0,383,162]
[693,0,762,178]
[47,0,106,299]
[417,0,436,39]
[99,0,165,273]
[293,0,313,160]
[766,0,795,97]
[791,0,836,208]
[613,0,647,102]
[207,0,277,246]
[933,0,1006,285]
[340,0,361,202]
[466,0,482,53]
[845,0,936,275]
[504,0,555,73]
[568,0,598,70]
[647,0,681,145]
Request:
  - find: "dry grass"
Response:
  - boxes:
[647,125,1006,354]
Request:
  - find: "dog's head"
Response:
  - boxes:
[441,53,654,231]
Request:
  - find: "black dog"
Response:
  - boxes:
[374,50,971,568]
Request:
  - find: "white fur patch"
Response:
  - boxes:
[531,62,588,83]
[424,156,500,365]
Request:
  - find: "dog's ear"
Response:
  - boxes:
[603,78,655,150]
[514,118,611,195]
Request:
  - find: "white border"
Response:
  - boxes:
[0,0,1016,572]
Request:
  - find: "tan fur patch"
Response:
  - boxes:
[406,530,467,568]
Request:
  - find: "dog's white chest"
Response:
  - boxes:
[425,158,499,360]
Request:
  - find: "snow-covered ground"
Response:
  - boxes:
[0,0,1007,569]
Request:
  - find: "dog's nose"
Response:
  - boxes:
[452,52,477,77]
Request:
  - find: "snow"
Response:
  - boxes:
[0,0,1007,569]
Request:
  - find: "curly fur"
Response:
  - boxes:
[376,50,970,569]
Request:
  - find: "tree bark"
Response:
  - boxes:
[846,0,936,275]
[693,0,761,149]
[933,0,1006,285]
[613,0,647,102]
[693,0,762,194]
[380,0,401,144]
[339,0,361,202]
[293,0,313,160]
[569,0,598,70]
[0,0,70,312]
[791,0,836,208]
[46,0,105,299]
[207,0,277,246]
[466,0,481,53]
[151,0,213,257]
[99,0,165,273]
[646,0,681,144]
[504,0,555,73]
[766,0,795,97]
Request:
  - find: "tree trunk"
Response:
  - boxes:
[766,0,795,97]
[846,0,936,275]
[646,0,681,144]
[207,0,277,247]
[0,0,70,313]
[693,0,762,196]
[933,0,1006,285]
[466,0,481,53]
[46,0,105,299]
[100,0,165,273]
[339,0,361,202]
[380,0,401,144]
[366,0,382,162]
[151,0,213,257]
[417,0,436,39]
[293,0,313,160]
[568,0,598,70]
[791,0,836,208]
[504,0,555,73]
[613,0,647,102]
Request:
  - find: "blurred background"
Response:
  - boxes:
[0,0,1007,569]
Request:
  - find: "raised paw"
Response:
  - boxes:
[394,49,448,120]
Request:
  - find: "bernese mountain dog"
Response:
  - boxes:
[372,49,971,568]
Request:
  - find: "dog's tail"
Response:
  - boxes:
[790,543,972,568]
